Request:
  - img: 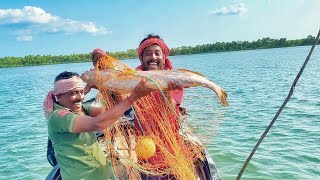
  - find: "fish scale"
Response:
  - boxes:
[81,69,228,106]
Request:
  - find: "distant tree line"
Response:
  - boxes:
[0,35,318,68]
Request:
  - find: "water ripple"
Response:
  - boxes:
[1,47,320,179]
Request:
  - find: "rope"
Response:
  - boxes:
[132,74,185,136]
[103,138,158,175]
[109,161,118,180]
[236,29,320,180]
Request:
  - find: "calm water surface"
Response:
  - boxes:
[0,46,319,179]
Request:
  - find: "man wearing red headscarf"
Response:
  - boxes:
[134,34,185,180]
[135,34,184,133]
[136,34,183,108]
[134,34,219,180]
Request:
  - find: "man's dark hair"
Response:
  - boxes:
[55,71,80,82]
[139,34,163,45]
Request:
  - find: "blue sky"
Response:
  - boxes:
[0,0,319,57]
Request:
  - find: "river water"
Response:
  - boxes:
[0,46,319,179]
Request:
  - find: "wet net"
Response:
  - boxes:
[90,55,219,179]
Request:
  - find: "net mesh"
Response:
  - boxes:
[92,55,216,179]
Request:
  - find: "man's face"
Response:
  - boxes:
[57,87,84,113]
[140,44,165,71]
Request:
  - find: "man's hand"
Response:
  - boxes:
[130,79,153,100]
[84,83,98,95]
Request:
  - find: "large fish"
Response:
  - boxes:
[81,69,228,106]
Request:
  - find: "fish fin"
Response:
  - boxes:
[122,68,136,74]
[177,69,205,77]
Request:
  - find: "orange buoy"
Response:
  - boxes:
[135,136,156,160]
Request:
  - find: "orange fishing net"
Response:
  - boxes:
[92,55,211,179]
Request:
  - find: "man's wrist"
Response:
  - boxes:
[127,96,134,105]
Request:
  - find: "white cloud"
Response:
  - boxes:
[0,6,58,24]
[209,3,247,16]
[267,0,305,5]
[0,6,110,41]
[14,29,33,41]
[16,35,32,41]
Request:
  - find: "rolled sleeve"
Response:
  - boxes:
[49,111,77,133]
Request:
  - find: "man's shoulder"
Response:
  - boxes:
[57,109,72,117]
[135,65,143,71]
[51,103,74,118]
[50,109,73,121]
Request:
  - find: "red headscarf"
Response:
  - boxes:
[91,48,106,59]
[137,38,173,70]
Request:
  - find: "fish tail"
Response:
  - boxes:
[218,88,229,106]
[207,81,229,106]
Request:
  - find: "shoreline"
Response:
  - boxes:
[1,42,318,68]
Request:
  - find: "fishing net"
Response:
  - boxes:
[90,55,217,179]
